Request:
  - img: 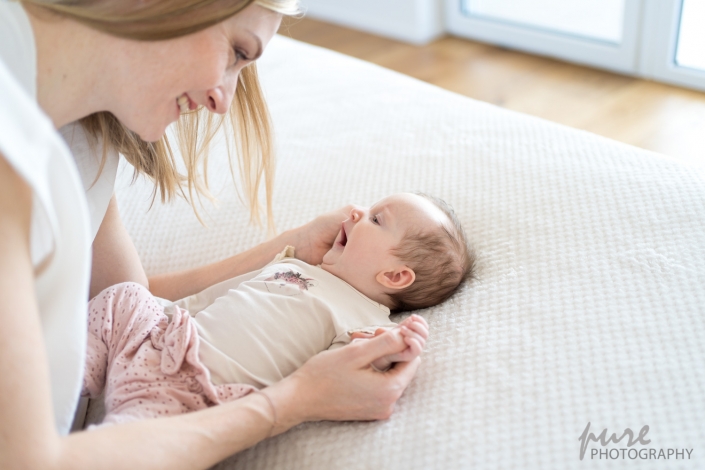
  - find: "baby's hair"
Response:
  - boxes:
[388,193,476,312]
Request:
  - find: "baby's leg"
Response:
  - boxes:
[100,354,211,426]
[83,282,163,398]
[95,298,255,426]
[83,294,111,398]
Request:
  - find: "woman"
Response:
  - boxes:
[0,0,420,468]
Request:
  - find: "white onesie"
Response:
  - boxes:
[163,248,397,388]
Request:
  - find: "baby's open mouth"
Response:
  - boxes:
[339,224,347,247]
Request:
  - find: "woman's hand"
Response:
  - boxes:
[380,315,429,364]
[351,315,429,372]
[286,205,355,265]
[265,329,421,432]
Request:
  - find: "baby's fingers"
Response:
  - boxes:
[400,314,424,327]
[410,314,428,327]
[400,326,426,349]
[394,337,423,362]
[405,318,428,340]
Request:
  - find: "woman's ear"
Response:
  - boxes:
[376,266,415,290]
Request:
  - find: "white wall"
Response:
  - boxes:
[299,0,444,45]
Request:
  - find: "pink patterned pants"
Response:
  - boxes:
[83,282,255,426]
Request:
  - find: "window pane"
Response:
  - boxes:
[675,0,705,71]
[461,0,625,44]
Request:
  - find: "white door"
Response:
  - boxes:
[445,0,705,92]
[641,0,705,91]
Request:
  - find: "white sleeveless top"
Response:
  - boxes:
[0,1,119,433]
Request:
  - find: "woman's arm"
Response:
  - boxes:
[1,156,419,469]
[0,158,271,469]
[91,195,351,300]
[89,195,148,299]
[148,205,353,300]
[64,337,419,469]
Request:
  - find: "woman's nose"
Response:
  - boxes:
[205,87,227,114]
[205,77,238,114]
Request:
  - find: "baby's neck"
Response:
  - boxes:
[320,264,393,309]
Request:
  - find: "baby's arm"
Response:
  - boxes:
[351,315,429,372]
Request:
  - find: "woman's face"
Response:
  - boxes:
[110,4,282,142]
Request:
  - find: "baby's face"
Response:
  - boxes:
[321,193,448,297]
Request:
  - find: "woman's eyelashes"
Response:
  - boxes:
[232,48,249,66]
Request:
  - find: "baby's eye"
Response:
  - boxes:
[371,215,380,225]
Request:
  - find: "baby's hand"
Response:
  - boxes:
[351,315,429,372]
[382,315,429,364]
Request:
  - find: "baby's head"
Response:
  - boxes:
[321,193,475,311]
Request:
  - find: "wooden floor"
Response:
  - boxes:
[279,18,705,168]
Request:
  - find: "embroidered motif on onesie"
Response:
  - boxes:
[264,270,317,293]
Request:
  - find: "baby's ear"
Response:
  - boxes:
[376,266,415,290]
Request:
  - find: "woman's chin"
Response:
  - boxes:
[135,125,168,143]
[115,112,171,143]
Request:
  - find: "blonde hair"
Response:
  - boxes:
[23,0,301,228]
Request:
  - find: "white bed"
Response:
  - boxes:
[92,36,705,469]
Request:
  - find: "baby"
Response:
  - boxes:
[83,193,475,425]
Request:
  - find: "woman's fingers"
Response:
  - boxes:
[377,324,426,363]
[289,205,352,265]
[350,328,409,367]
[384,356,421,386]
[403,336,423,358]
[346,319,427,375]
[350,331,374,340]
[392,330,422,361]
[354,325,427,368]
[287,344,420,422]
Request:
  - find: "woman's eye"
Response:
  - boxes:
[233,49,248,65]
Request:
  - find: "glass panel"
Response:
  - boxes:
[461,0,626,44]
[675,0,705,71]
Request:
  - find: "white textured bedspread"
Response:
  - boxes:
[112,36,705,469]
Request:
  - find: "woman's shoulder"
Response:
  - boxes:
[0,0,37,98]
[0,59,89,268]
[0,1,63,201]
[0,60,63,197]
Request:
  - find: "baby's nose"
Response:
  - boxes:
[350,208,363,222]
